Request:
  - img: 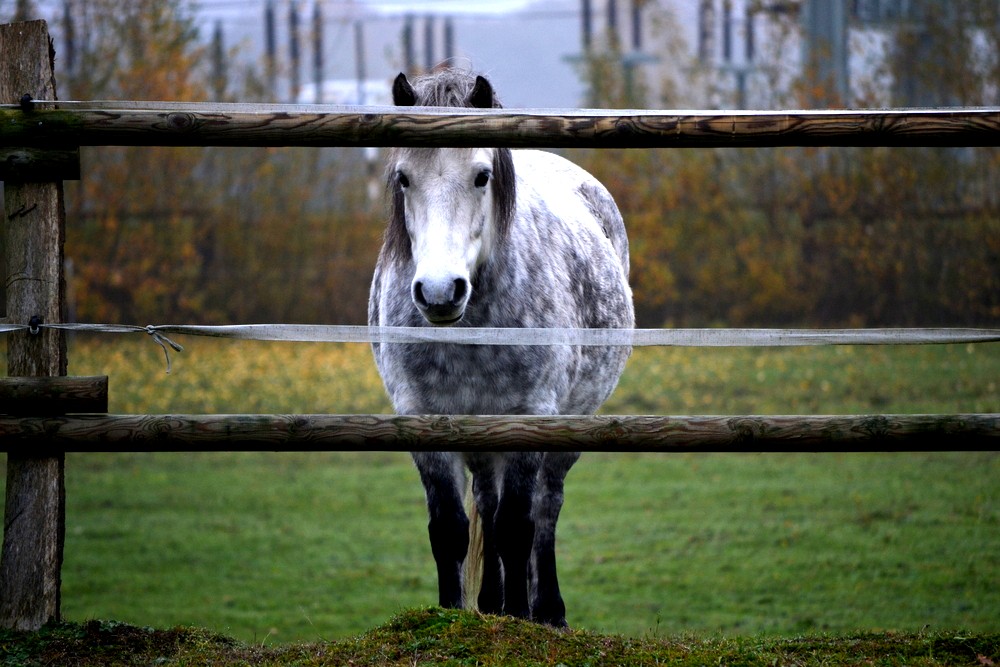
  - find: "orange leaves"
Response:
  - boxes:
[56,1,385,327]
[575,139,999,328]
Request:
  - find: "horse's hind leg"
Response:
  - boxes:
[495,453,542,619]
[466,456,503,615]
[412,452,469,609]
[530,451,580,627]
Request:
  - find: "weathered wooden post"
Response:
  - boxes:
[0,20,70,630]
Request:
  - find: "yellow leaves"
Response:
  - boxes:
[64,337,391,415]
[255,160,278,180]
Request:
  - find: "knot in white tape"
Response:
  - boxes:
[144,326,184,374]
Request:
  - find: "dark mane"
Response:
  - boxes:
[383,69,516,263]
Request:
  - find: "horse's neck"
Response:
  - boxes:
[470,257,504,301]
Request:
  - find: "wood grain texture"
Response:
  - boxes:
[0,455,64,630]
[0,146,80,181]
[1,21,67,375]
[0,19,67,632]
[1,105,998,148]
[0,414,996,451]
[0,376,108,415]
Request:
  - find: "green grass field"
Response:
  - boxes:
[29,453,1000,642]
[1,337,999,644]
[33,449,995,644]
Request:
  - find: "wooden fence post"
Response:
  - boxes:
[0,20,68,631]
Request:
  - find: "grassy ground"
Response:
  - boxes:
[32,450,996,644]
[1,337,999,645]
[2,609,998,666]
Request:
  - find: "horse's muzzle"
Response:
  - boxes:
[412,276,469,325]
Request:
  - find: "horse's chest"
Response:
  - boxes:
[394,343,572,414]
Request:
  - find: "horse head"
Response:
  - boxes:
[386,70,515,326]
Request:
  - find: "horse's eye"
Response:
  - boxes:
[474,170,490,188]
[397,172,410,189]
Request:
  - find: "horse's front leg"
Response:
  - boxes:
[411,452,469,609]
[530,451,580,627]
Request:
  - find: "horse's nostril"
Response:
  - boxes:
[453,278,468,303]
[413,281,428,307]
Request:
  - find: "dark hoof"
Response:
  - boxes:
[533,614,569,629]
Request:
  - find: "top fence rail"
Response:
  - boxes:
[1,102,999,148]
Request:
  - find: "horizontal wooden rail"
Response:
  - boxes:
[1,413,997,451]
[0,376,108,415]
[1,103,998,148]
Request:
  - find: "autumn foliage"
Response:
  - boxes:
[575,1,999,327]
[41,0,1000,328]
[57,0,381,326]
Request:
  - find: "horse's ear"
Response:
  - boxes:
[468,75,496,109]
[393,73,417,106]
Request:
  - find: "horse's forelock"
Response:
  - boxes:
[409,69,503,108]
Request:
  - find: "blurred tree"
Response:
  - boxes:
[574,0,999,327]
[800,0,1000,325]
[13,0,37,21]
[57,0,382,325]
[61,0,211,323]
[19,0,999,328]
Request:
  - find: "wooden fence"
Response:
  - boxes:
[1,19,999,631]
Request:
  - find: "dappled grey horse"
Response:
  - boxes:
[368,69,633,626]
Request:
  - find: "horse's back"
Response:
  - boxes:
[510,150,633,337]
[513,150,630,277]
[503,150,633,414]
